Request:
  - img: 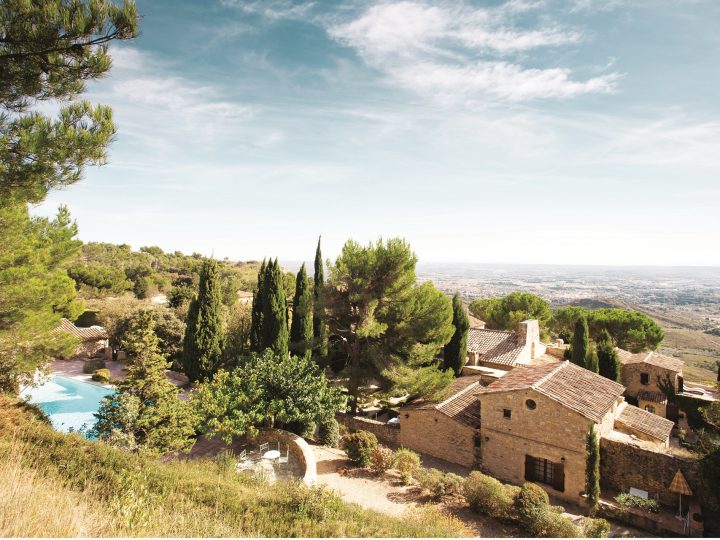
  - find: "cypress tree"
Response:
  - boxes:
[313,237,328,360]
[290,263,313,360]
[597,329,621,382]
[181,259,225,382]
[585,424,601,512]
[261,258,289,358]
[571,316,590,368]
[250,259,267,352]
[443,293,470,376]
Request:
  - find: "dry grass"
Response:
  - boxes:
[659,326,720,384]
[0,396,471,538]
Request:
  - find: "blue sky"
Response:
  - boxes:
[37,0,720,265]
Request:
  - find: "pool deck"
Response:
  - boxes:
[50,360,187,392]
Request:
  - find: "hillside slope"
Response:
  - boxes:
[0,397,468,538]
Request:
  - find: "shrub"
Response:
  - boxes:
[581,517,611,538]
[83,358,105,374]
[531,510,581,538]
[614,492,660,514]
[416,467,445,496]
[463,471,515,520]
[91,369,111,383]
[281,482,344,521]
[342,431,377,467]
[442,473,464,497]
[369,445,394,475]
[515,482,550,531]
[393,448,421,484]
[213,450,236,473]
[318,418,340,448]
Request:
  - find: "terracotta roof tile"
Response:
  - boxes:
[478,361,625,423]
[57,318,108,341]
[637,390,668,405]
[467,328,524,366]
[616,403,674,441]
[405,375,484,428]
[617,349,683,372]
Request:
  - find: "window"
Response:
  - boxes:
[645,404,656,414]
[640,372,649,385]
[525,455,564,492]
[503,408,511,419]
[525,399,537,410]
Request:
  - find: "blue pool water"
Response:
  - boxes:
[22,375,114,436]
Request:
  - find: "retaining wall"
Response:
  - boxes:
[247,429,317,485]
[336,413,401,446]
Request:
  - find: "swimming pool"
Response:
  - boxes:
[21,375,114,437]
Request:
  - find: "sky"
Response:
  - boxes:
[36,0,720,266]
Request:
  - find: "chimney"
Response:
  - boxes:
[517,320,540,347]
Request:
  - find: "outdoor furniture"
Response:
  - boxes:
[629,487,649,499]
[669,469,693,519]
[262,449,281,461]
[259,442,269,454]
[277,446,289,466]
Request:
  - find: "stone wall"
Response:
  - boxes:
[247,429,317,485]
[399,408,476,467]
[600,436,718,534]
[621,362,678,398]
[335,413,400,447]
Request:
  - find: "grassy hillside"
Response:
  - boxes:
[658,326,720,384]
[0,397,469,537]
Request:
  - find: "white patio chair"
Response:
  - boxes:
[259,442,269,454]
[277,446,289,466]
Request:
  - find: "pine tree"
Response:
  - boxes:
[597,329,621,382]
[585,424,601,512]
[250,259,267,352]
[261,258,289,358]
[571,316,590,368]
[313,237,328,360]
[93,310,194,454]
[443,293,470,376]
[181,259,225,382]
[290,263,313,360]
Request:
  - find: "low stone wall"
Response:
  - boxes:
[599,436,718,534]
[336,413,400,447]
[247,429,317,485]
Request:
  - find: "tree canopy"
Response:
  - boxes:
[313,237,328,361]
[443,293,470,376]
[570,316,590,368]
[597,329,621,382]
[325,238,454,411]
[551,306,664,352]
[469,292,551,333]
[1,0,139,205]
[181,259,225,382]
[289,263,313,360]
[114,307,184,369]
[192,350,344,444]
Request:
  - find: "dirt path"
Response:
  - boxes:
[312,445,412,516]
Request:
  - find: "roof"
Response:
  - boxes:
[467,328,524,366]
[468,315,486,329]
[616,403,674,442]
[478,361,625,423]
[406,375,484,428]
[57,318,108,341]
[617,349,683,373]
[637,390,668,405]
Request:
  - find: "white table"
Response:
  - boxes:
[262,449,280,461]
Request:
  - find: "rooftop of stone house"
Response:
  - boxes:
[637,390,668,405]
[57,318,108,341]
[477,360,625,423]
[404,375,484,428]
[617,349,684,373]
[466,328,525,366]
[615,402,675,441]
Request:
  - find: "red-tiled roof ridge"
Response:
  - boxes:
[435,377,483,409]
[530,361,568,390]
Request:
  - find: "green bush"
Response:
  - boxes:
[213,450,236,473]
[581,517,611,538]
[614,492,660,514]
[318,418,340,448]
[515,482,551,532]
[83,358,106,374]
[417,468,465,499]
[393,448,421,484]
[442,473,464,497]
[342,431,377,467]
[369,445,394,475]
[91,368,111,383]
[531,510,581,538]
[463,471,515,520]
[281,482,345,521]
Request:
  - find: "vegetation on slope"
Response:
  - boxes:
[0,397,469,537]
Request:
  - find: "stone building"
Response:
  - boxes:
[618,349,683,417]
[476,361,673,505]
[57,318,110,360]
[399,375,483,467]
[464,319,547,373]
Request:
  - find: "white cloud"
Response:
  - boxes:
[220,0,315,21]
[326,1,618,103]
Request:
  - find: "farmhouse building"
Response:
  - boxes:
[57,318,110,360]
[464,319,547,373]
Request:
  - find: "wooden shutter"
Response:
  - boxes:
[525,455,534,481]
[553,462,565,492]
